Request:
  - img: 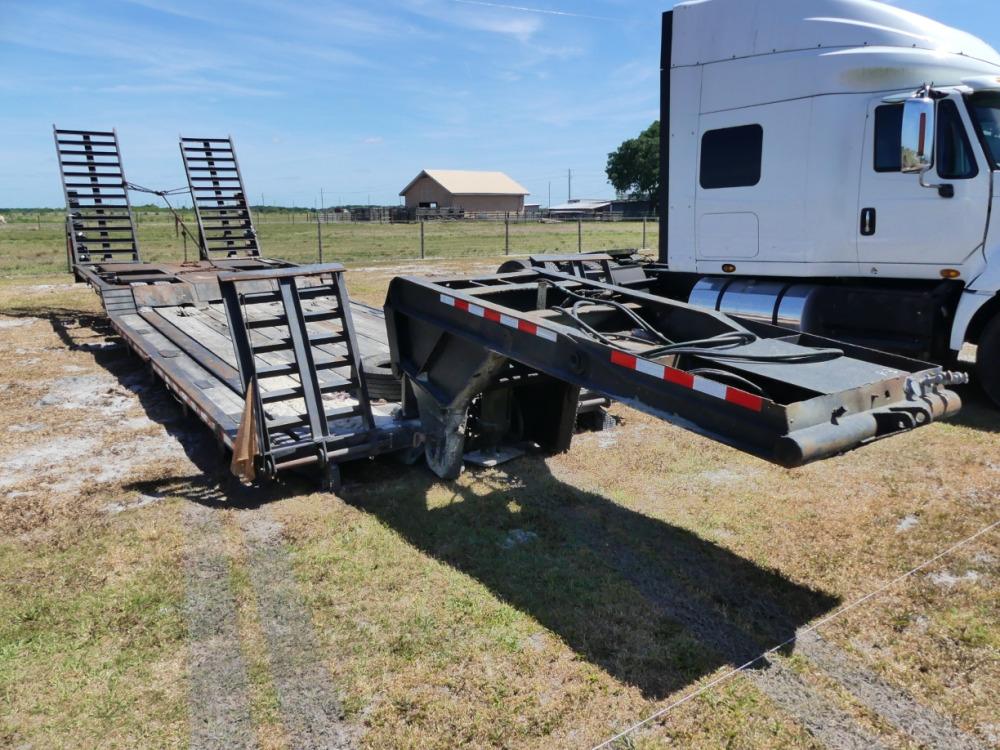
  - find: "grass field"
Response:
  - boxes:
[0,211,657,276]
[0,245,997,748]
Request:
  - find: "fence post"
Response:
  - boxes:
[504,212,510,256]
[642,217,647,249]
[317,213,323,263]
[420,219,425,259]
[577,218,582,253]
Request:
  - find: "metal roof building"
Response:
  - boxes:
[399,169,529,212]
[547,199,613,218]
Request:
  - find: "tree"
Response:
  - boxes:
[606,121,659,202]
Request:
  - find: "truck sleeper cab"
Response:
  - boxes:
[659,0,1000,405]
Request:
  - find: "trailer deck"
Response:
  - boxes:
[76,260,415,486]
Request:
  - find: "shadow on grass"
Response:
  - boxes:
[335,456,841,700]
[11,304,971,699]
[948,377,1000,433]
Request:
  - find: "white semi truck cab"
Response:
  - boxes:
[655,0,1000,405]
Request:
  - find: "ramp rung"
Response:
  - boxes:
[265,404,366,432]
[260,381,356,404]
[256,356,350,379]
[251,332,345,354]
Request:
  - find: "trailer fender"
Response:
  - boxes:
[950,289,1000,350]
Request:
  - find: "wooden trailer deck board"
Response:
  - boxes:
[113,312,244,446]
[106,291,403,454]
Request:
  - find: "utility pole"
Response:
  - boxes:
[317,212,323,262]
[567,169,572,201]
[320,187,324,211]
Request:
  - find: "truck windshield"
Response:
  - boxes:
[969,92,1000,168]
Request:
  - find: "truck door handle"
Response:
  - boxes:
[860,208,877,236]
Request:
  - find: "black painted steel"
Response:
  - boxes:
[219,264,376,475]
[53,126,141,266]
[179,136,261,259]
[385,265,961,471]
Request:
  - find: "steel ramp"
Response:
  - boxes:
[219,264,376,479]
[53,127,141,266]
[179,136,261,260]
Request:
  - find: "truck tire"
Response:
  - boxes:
[977,314,1000,407]
[361,354,402,402]
[497,259,530,274]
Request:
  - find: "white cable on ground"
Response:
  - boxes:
[592,519,999,750]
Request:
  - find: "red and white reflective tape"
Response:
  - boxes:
[440,294,558,342]
[439,293,762,412]
[610,350,764,412]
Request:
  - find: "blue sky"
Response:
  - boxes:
[1,0,997,208]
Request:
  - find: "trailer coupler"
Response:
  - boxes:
[384,266,962,476]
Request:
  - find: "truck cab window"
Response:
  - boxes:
[937,99,977,179]
[968,92,1000,169]
[874,104,903,172]
[700,125,763,189]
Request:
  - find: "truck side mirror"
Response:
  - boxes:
[901,96,936,173]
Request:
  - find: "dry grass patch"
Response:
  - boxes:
[0,264,995,748]
[0,502,189,749]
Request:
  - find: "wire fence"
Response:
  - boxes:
[0,212,660,276]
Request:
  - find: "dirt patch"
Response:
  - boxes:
[927,570,982,588]
[238,511,359,749]
[795,632,985,750]
[0,317,38,329]
[0,309,199,534]
[35,374,135,414]
[184,503,257,750]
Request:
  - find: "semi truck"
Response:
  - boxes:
[649,0,1000,406]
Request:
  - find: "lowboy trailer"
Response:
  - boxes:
[54,128,966,488]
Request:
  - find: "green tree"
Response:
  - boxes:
[606,121,659,201]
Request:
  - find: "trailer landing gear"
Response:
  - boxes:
[321,463,343,494]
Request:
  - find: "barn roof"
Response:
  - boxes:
[399,169,529,197]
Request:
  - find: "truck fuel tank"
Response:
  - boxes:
[689,277,821,330]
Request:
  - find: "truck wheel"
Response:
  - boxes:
[496,259,530,274]
[977,314,1000,407]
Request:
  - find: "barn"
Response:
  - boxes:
[399,170,529,213]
